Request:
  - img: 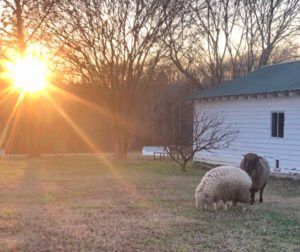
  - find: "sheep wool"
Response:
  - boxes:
[195,166,252,210]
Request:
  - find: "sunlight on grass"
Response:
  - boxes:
[0,206,17,219]
[0,156,298,251]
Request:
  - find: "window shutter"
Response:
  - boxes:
[278,113,284,138]
[271,113,277,137]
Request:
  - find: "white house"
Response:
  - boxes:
[189,61,300,175]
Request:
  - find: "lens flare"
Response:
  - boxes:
[7,56,48,92]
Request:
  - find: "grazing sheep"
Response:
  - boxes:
[195,166,252,210]
[239,153,270,205]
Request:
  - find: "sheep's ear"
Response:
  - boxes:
[243,155,246,157]
[258,156,261,159]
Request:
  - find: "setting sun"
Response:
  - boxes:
[8,56,49,92]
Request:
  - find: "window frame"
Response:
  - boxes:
[270,111,285,138]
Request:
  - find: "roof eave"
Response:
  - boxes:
[192,90,300,101]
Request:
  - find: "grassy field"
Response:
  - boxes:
[0,154,299,251]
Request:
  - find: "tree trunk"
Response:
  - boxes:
[113,126,131,160]
[15,0,26,57]
[114,137,129,160]
[259,46,273,67]
[180,162,187,172]
[110,95,133,160]
[180,158,189,172]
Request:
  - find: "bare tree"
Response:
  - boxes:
[164,111,238,172]
[166,0,245,86]
[166,0,300,87]
[0,0,60,156]
[49,0,185,160]
[0,0,60,58]
[243,0,300,68]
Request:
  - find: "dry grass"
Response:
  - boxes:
[0,153,299,251]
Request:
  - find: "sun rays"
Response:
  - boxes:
[42,91,143,198]
[0,84,25,156]
[0,49,50,157]
[0,64,142,199]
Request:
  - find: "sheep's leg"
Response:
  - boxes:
[222,201,228,211]
[242,203,247,211]
[250,190,255,205]
[259,183,267,203]
[195,199,199,208]
[213,202,217,210]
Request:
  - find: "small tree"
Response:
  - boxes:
[164,111,238,172]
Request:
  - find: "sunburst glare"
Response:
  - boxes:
[6,56,49,93]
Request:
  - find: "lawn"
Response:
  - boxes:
[0,154,299,251]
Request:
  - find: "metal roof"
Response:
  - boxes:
[188,61,300,99]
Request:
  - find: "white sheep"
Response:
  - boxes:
[195,166,252,210]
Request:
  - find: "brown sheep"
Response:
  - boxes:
[239,153,270,205]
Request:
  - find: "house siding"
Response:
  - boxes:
[194,95,300,174]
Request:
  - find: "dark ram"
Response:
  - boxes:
[239,153,270,205]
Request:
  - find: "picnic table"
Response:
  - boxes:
[153,151,169,160]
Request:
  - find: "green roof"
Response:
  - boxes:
[189,61,300,99]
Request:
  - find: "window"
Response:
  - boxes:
[271,112,284,138]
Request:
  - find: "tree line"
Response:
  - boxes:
[0,0,300,158]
